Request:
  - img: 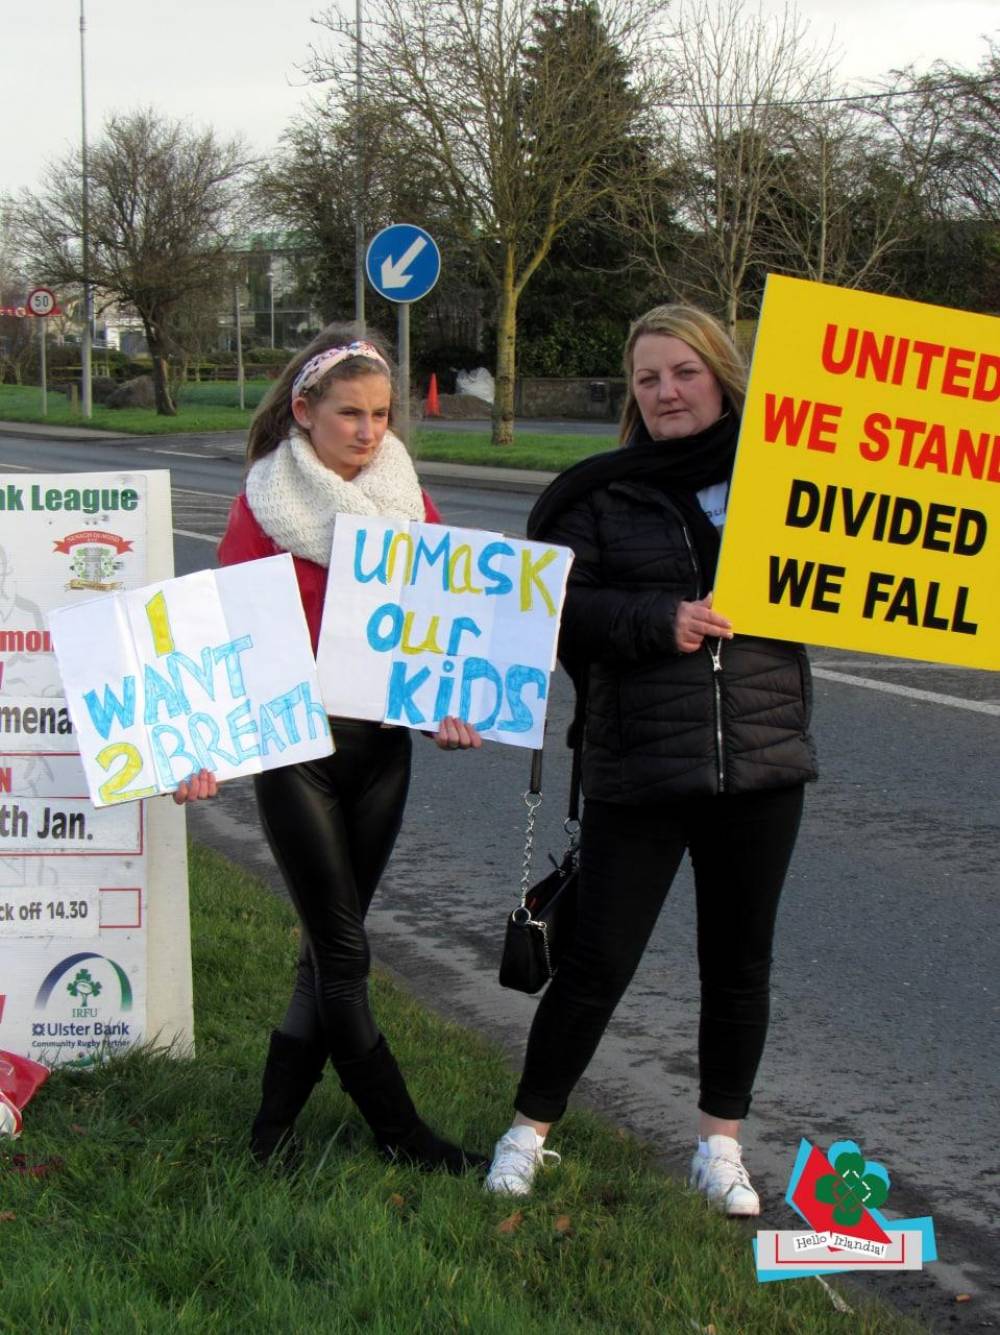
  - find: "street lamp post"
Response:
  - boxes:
[79,0,93,418]
[354,0,365,327]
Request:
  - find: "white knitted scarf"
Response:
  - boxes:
[244,428,424,567]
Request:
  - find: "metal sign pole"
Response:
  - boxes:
[39,316,48,418]
[398,302,410,444]
[234,284,245,412]
[365,224,440,445]
[28,289,56,416]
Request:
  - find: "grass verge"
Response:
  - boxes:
[0,842,922,1334]
[413,429,611,471]
[0,383,260,435]
[0,385,614,468]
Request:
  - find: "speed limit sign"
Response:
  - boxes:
[27,287,56,317]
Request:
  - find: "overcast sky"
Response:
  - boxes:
[1,0,997,195]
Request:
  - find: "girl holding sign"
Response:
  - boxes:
[215,325,485,1174]
[486,306,817,1214]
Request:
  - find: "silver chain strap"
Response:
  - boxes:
[519,789,542,906]
[515,786,552,970]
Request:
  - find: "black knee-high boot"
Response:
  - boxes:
[334,1035,487,1174]
[249,1030,326,1167]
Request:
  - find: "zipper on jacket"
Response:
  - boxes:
[707,638,726,792]
[679,522,701,596]
[682,519,725,790]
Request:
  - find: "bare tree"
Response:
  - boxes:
[760,100,932,291]
[307,0,670,445]
[885,42,1000,225]
[14,109,250,415]
[641,0,837,330]
[258,101,482,343]
[943,40,1000,223]
[0,197,35,385]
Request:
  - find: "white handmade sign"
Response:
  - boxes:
[316,518,573,748]
[49,554,332,806]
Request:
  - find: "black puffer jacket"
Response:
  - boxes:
[531,443,818,804]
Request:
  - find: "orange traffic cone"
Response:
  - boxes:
[426,372,441,417]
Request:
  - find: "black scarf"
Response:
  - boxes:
[527,414,739,594]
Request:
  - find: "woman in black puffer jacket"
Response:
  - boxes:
[485,305,817,1214]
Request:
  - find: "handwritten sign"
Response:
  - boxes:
[714,277,999,669]
[316,518,574,748]
[48,555,332,806]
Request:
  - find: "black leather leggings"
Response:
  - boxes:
[252,720,411,1062]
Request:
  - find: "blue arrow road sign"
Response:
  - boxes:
[365,224,441,303]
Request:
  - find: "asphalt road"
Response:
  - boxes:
[2,426,997,1332]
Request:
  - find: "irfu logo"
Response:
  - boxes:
[67,968,102,1016]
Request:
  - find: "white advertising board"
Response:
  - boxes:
[0,472,192,1067]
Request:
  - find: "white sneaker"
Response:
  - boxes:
[690,1134,760,1217]
[485,1124,561,1195]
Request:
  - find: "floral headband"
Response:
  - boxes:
[291,341,389,401]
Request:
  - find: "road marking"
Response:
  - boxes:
[173,528,218,543]
[813,658,971,672]
[812,668,1000,716]
[138,448,225,459]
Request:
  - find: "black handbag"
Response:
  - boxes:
[499,740,582,995]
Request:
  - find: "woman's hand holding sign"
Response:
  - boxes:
[431,715,483,751]
[172,767,218,805]
[674,592,734,653]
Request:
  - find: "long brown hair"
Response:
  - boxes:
[618,305,747,445]
[246,322,397,463]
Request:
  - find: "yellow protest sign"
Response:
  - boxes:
[714,276,999,669]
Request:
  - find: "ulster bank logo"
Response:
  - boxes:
[34,952,134,1014]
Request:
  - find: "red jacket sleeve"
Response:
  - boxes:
[218,493,329,653]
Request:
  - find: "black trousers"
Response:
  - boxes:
[516,784,805,1124]
[253,720,411,1062]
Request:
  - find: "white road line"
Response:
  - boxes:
[173,528,219,543]
[138,448,222,459]
[812,658,971,673]
[812,667,1000,716]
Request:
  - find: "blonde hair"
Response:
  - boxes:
[246,322,396,463]
[619,305,747,445]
